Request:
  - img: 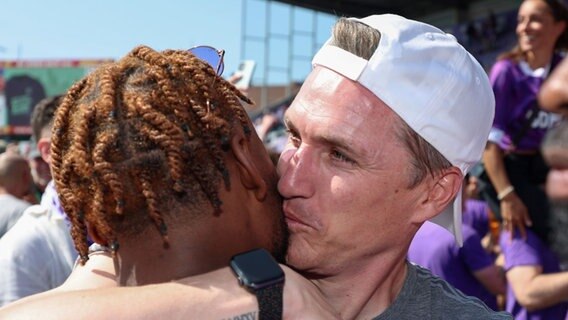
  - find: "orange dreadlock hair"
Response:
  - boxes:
[51,45,252,264]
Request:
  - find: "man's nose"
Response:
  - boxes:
[277,145,316,199]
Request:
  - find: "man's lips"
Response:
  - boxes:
[283,205,313,230]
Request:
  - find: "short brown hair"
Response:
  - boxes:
[329,17,451,187]
[30,95,63,142]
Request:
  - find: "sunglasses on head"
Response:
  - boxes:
[188,45,225,76]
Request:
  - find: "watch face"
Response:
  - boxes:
[230,248,285,290]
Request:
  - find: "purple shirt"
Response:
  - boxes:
[463,199,490,237]
[500,229,568,319]
[408,221,498,310]
[489,56,562,152]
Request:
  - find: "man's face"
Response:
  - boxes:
[246,125,289,262]
[208,118,289,263]
[277,67,426,275]
[28,156,51,191]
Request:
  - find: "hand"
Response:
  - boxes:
[500,192,532,240]
[227,72,243,85]
[227,72,250,97]
[281,265,340,320]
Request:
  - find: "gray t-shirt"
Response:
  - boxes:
[373,262,512,320]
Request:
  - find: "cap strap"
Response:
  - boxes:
[312,44,367,81]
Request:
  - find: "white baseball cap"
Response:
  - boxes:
[312,14,495,246]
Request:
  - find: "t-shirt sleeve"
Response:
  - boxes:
[488,60,514,145]
[460,226,494,272]
[500,231,541,271]
[490,60,513,129]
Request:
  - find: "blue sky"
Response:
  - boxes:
[0,0,337,84]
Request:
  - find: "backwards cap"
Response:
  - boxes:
[312,14,495,245]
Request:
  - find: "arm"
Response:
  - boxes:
[461,227,506,296]
[506,266,568,311]
[482,143,531,238]
[539,57,568,115]
[473,264,506,296]
[0,265,339,320]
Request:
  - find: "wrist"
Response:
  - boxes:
[229,249,284,319]
[497,185,515,201]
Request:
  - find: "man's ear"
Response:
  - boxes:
[415,167,463,222]
[230,132,267,201]
[37,137,51,165]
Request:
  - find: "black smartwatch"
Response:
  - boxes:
[229,248,285,320]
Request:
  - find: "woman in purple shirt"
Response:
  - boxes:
[484,1,568,319]
[483,0,567,243]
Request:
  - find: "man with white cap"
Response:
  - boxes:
[0,14,511,319]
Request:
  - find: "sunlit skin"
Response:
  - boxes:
[517,0,566,68]
[277,66,461,319]
[539,57,568,115]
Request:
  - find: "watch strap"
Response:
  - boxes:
[256,282,284,320]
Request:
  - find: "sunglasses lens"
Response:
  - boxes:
[189,46,224,75]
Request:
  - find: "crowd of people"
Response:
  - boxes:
[0,0,567,319]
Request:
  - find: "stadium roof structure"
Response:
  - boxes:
[274,0,486,20]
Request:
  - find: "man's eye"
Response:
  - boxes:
[331,149,354,164]
[286,129,301,146]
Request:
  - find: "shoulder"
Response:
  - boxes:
[0,194,31,210]
[0,205,56,250]
[411,264,511,319]
[489,59,521,85]
[490,59,516,75]
[375,264,511,319]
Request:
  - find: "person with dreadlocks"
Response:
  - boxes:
[62,44,287,280]
[0,45,287,307]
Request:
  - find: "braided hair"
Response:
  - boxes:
[51,45,252,264]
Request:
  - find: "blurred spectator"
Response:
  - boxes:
[4,142,20,156]
[482,10,499,52]
[481,0,568,244]
[542,122,568,269]
[462,171,502,255]
[539,50,568,116]
[26,143,51,203]
[489,2,568,318]
[499,226,568,319]
[408,179,506,311]
[0,95,77,306]
[0,153,32,238]
[465,21,482,53]
[540,57,568,269]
